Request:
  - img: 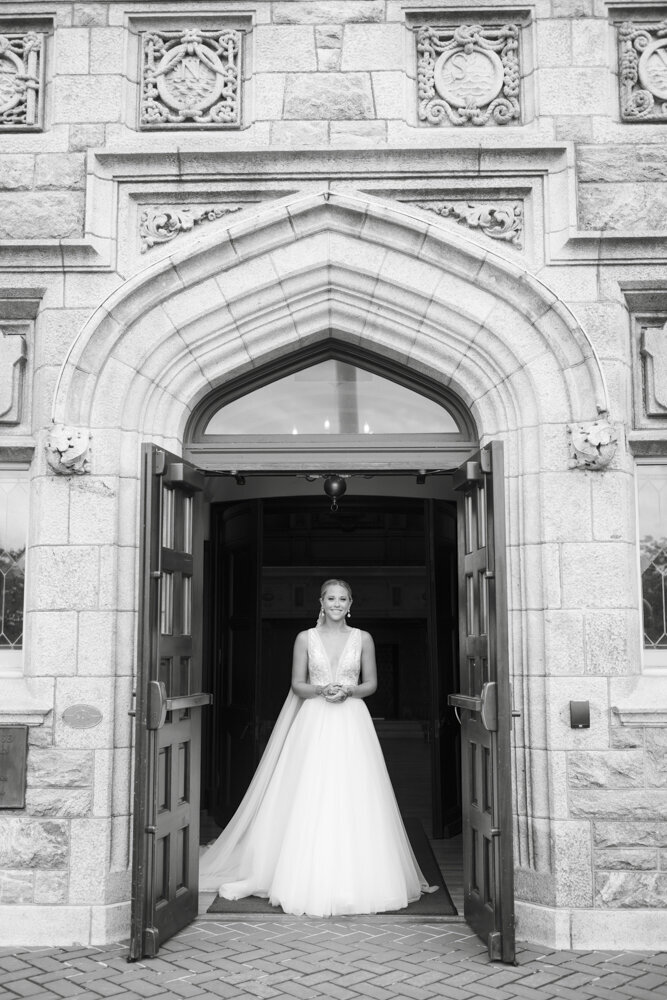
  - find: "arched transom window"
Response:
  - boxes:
[204,361,459,437]
[186,349,477,471]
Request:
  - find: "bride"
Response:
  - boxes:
[199,578,437,916]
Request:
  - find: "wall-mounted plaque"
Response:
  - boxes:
[0,726,28,809]
[62,705,103,729]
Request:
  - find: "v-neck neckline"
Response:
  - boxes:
[314,627,355,675]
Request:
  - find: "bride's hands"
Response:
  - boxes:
[323,684,355,702]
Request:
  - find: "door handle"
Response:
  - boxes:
[146,681,167,730]
[164,692,213,711]
[448,693,482,712]
[447,682,497,731]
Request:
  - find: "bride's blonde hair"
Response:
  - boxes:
[317,579,353,625]
[320,578,353,600]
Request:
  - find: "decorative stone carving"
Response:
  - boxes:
[140,28,242,128]
[619,19,667,122]
[139,205,243,252]
[414,200,523,246]
[568,420,618,471]
[0,31,43,130]
[640,323,667,417]
[417,23,520,127]
[0,325,27,424]
[45,425,91,476]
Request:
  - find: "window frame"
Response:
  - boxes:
[635,458,667,675]
[0,465,30,677]
[184,342,479,473]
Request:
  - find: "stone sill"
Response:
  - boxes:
[610,676,667,728]
[0,677,53,726]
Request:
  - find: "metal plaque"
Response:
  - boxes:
[0,726,28,809]
[62,704,103,729]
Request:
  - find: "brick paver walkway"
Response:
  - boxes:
[1,918,666,1000]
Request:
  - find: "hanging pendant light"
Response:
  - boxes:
[323,474,347,512]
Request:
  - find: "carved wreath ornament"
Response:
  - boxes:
[619,19,667,121]
[417,23,521,126]
[140,28,242,128]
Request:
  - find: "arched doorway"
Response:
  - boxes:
[45,188,610,963]
[184,345,478,883]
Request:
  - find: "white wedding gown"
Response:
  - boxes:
[199,627,437,916]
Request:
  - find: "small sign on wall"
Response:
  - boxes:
[0,725,28,808]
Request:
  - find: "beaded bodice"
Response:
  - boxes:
[307,628,361,688]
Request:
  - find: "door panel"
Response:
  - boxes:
[207,501,262,824]
[130,446,211,961]
[449,442,515,963]
[426,500,460,839]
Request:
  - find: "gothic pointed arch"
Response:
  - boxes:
[51,188,609,450]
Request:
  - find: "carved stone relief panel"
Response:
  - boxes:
[417,23,521,126]
[619,19,667,122]
[0,31,44,130]
[641,321,667,418]
[413,200,523,247]
[0,324,27,425]
[140,28,243,128]
[139,204,244,252]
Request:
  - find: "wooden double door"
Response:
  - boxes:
[130,445,515,963]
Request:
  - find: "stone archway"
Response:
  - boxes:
[52,188,608,443]
[38,189,623,946]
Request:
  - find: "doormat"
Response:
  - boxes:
[206,817,457,917]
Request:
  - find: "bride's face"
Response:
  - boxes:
[321,586,352,622]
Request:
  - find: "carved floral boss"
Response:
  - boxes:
[417,23,521,127]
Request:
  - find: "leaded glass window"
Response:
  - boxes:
[638,465,667,668]
[0,473,28,667]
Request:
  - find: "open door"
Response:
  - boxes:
[426,500,460,839]
[130,446,211,960]
[207,501,262,823]
[448,442,515,963]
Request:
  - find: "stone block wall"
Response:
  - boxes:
[0,0,666,951]
[577,723,667,911]
[0,736,91,908]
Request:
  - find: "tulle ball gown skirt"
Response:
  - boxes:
[200,695,429,917]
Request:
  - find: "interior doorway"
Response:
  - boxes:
[198,474,464,907]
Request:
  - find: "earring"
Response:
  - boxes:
[347,610,351,618]
[316,607,324,626]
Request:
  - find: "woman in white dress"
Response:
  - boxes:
[199,579,437,916]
